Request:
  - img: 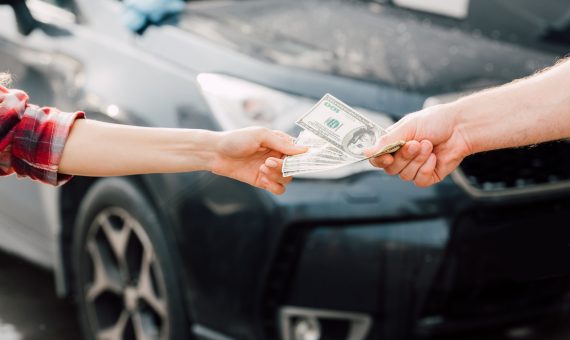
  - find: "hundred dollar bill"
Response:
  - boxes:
[283,163,348,177]
[283,157,352,173]
[296,94,386,159]
[284,164,346,172]
[294,129,404,160]
[294,131,347,157]
[284,147,354,164]
[283,158,348,168]
[294,130,329,147]
[283,145,356,174]
[282,140,406,177]
[283,95,406,177]
[369,140,406,158]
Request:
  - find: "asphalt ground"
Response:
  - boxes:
[1,249,570,340]
[0,250,82,340]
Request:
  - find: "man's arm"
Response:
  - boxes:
[458,58,570,153]
[366,57,570,187]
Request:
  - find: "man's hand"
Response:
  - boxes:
[366,59,570,188]
[211,127,306,195]
[365,104,473,187]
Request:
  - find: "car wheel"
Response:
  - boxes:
[72,178,189,340]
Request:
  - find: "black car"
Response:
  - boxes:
[0,0,569,339]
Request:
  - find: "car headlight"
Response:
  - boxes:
[197,73,394,179]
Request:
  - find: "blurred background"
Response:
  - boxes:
[0,0,570,339]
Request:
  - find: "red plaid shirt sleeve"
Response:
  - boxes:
[0,85,85,186]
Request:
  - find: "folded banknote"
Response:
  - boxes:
[283,94,404,177]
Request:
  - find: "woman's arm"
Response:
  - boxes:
[59,120,305,194]
[59,119,220,176]
[1,85,304,194]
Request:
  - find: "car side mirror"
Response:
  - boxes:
[0,0,38,35]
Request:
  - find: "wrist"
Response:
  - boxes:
[197,130,223,173]
[445,98,479,157]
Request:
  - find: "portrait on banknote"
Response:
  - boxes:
[343,126,378,158]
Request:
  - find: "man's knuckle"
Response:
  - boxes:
[399,171,412,181]
[420,165,432,175]
[402,154,413,161]
[415,180,428,188]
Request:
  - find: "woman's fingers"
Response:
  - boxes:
[259,177,286,195]
[398,140,433,181]
[258,158,292,195]
[264,156,281,169]
[260,166,292,185]
[261,129,307,156]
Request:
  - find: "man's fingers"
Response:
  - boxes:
[413,153,437,187]
[398,140,433,181]
[382,140,421,175]
[369,153,394,168]
[262,130,307,156]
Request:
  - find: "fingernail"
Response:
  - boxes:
[421,141,430,153]
[408,144,418,154]
[266,159,278,168]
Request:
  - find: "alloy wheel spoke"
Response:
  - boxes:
[87,240,123,301]
[96,310,129,340]
[86,207,169,340]
[137,250,167,319]
[98,213,131,260]
[132,311,151,340]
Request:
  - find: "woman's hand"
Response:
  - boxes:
[211,127,306,195]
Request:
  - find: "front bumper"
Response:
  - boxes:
[264,217,449,340]
[168,169,570,340]
[268,188,570,340]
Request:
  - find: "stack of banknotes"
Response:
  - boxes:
[283,94,405,177]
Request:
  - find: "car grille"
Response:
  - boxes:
[453,140,570,197]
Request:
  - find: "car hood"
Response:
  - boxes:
[180,0,557,93]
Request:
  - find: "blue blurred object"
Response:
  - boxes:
[123,0,184,32]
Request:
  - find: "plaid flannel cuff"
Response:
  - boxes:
[11,105,85,186]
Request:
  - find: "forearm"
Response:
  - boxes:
[453,58,570,154]
[59,120,221,176]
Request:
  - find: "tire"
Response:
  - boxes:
[72,178,190,340]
